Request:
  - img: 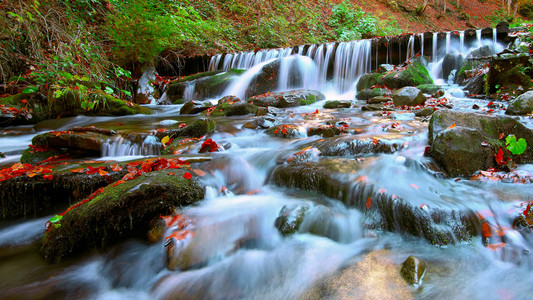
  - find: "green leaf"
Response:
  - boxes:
[50,214,63,223]
[104,86,114,95]
[22,86,38,94]
[506,134,527,155]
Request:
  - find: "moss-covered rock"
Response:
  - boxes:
[158,118,216,140]
[400,256,426,286]
[357,88,390,101]
[267,124,306,138]
[180,100,213,115]
[20,148,66,165]
[307,126,341,138]
[0,93,49,124]
[356,72,381,91]
[49,89,152,119]
[312,136,403,157]
[166,69,244,102]
[416,84,443,94]
[323,100,352,109]
[40,170,205,262]
[506,91,533,115]
[392,87,426,107]
[485,53,532,94]
[429,109,533,176]
[31,129,117,153]
[274,205,309,236]
[248,89,325,108]
[206,99,258,117]
[380,59,433,89]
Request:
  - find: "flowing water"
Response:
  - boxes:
[2,31,533,300]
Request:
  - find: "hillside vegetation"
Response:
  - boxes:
[0,0,531,97]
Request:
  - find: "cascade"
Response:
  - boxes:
[432,32,438,62]
[406,35,415,61]
[102,135,161,157]
[445,32,451,54]
[459,31,465,54]
[223,59,277,99]
[419,33,424,58]
[476,29,482,47]
[493,28,497,45]
[332,40,371,93]
[386,37,390,64]
[183,81,196,101]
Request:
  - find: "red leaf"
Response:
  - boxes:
[495,147,506,166]
[179,123,187,128]
[410,183,419,189]
[365,197,372,210]
[113,180,125,187]
[199,139,218,153]
[110,164,122,172]
[524,203,531,217]
[183,172,192,179]
[43,174,53,180]
[498,132,505,139]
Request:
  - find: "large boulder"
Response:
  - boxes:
[40,170,205,262]
[157,118,216,140]
[357,88,390,101]
[30,127,118,154]
[462,73,485,95]
[379,59,433,89]
[248,89,325,108]
[323,100,352,109]
[206,96,258,117]
[180,100,213,115]
[506,91,533,115]
[485,53,533,95]
[392,87,426,107]
[165,69,244,102]
[442,53,464,81]
[429,110,533,176]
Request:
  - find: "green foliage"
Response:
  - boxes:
[506,134,527,155]
[328,1,402,41]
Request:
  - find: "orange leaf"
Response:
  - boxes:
[168,172,175,175]
[356,175,368,182]
[27,172,37,178]
[446,123,456,130]
[192,169,206,176]
[70,168,85,173]
[113,180,125,187]
[410,183,418,189]
[110,164,122,172]
[183,172,192,179]
[98,169,109,176]
[366,197,372,210]
[482,222,492,238]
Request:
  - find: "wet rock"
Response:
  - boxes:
[507,91,533,115]
[356,72,381,91]
[242,117,278,129]
[40,170,205,262]
[361,104,395,111]
[159,118,216,140]
[392,87,426,107]
[271,159,479,245]
[31,129,117,153]
[429,110,533,176]
[274,204,309,236]
[180,100,213,115]
[414,107,435,117]
[313,136,402,157]
[298,205,349,242]
[323,100,351,109]
[0,93,49,125]
[357,88,390,101]
[165,69,243,102]
[255,106,283,116]
[400,256,426,286]
[207,99,258,117]
[267,124,305,138]
[49,90,152,119]
[462,73,485,95]
[442,53,464,81]
[416,84,443,95]
[307,126,341,138]
[367,96,392,104]
[0,165,128,220]
[247,89,325,108]
[380,58,433,89]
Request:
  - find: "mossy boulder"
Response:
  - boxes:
[323,100,352,109]
[429,110,533,176]
[40,170,205,262]
[0,93,49,124]
[248,89,325,108]
[416,84,443,94]
[206,97,258,117]
[180,100,213,115]
[49,89,152,119]
[20,148,66,164]
[242,117,278,130]
[357,88,390,101]
[356,72,381,91]
[267,124,305,138]
[0,164,128,220]
[31,129,117,153]
[158,118,216,140]
[485,53,532,94]
[165,69,244,102]
[307,126,341,138]
[312,136,403,157]
[380,59,433,89]
[392,87,426,107]
[506,91,533,115]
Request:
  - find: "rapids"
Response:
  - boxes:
[1,31,533,300]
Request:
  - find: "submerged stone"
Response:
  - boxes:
[506,91,533,115]
[267,124,306,139]
[248,89,325,108]
[274,204,309,236]
[40,170,205,262]
[400,256,426,286]
[180,100,213,115]
[323,100,352,109]
[158,118,216,140]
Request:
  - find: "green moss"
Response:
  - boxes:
[300,94,317,105]
[166,118,216,139]
[20,148,64,164]
[416,84,442,94]
[178,70,224,82]
[0,93,28,106]
[356,72,381,91]
[457,60,473,83]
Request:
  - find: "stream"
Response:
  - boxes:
[1,32,533,300]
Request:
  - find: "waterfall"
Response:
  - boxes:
[406,35,415,61]
[332,40,371,93]
[459,31,465,54]
[183,81,196,101]
[223,59,277,99]
[476,29,482,47]
[493,28,497,45]
[432,32,438,62]
[419,33,424,58]
[386,37,390,64]
[277,55,318,91]
[102,135,161,157]
[445,32,451,54]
